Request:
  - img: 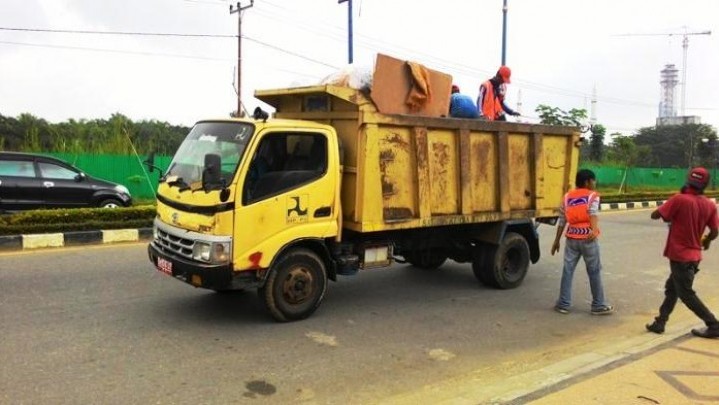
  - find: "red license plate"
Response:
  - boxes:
[156,257,173,276]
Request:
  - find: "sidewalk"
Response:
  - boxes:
[516,329,719,404]
[378,316,718,405]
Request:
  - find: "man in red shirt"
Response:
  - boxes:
[646,167,719,339]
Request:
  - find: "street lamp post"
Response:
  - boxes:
[501,0,508,65]
[338,0,354,64]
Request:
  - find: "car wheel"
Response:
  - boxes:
[259,248,327,322]
[98,198,122,208]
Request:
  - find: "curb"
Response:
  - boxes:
[0,228,153,252]
[600,197,716,211]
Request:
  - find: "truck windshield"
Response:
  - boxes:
[165,122,254,188]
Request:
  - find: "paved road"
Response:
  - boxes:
[2,209,718,404]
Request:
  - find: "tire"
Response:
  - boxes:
[472,232,530,289]
[405,249,448,270]
[472,243,495,286]
[259,248,327,322]
[98,198,122,208]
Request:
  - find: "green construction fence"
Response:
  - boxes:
[48,153,173,201]
[580,166,719,191]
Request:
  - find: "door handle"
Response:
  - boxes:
[43,181,54,188]
[314,206,332,218]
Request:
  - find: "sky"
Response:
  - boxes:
[1,0,718,136]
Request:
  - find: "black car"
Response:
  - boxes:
[0,152,132,211]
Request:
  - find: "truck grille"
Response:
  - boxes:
[155,227,195,259]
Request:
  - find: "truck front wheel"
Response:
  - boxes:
[259,248,328,322]
[472,232,530,289]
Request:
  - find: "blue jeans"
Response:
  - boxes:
[556,238,608,310]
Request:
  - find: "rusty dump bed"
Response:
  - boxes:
[256,85,580,233]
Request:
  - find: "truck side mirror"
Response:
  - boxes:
[202,153,223,191]
[144,152,156,173]
[143,152,164,178]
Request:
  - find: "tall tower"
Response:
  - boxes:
[658,64,679,118]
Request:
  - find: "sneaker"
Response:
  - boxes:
[691,327,719,339]
[646,321,665,334]
[554,305,569,314]
[591,305,614,315]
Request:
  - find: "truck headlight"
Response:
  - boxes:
[192,241,231,264]
[193,242,211,262]
[211,242,231,264]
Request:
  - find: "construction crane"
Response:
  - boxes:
[616,29,711,116]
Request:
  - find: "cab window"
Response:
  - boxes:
[244,133,327,203]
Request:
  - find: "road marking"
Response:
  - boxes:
[655,370,719,401]
[306,331,338,347]
[428,348,456,361]
[0,241,147,257]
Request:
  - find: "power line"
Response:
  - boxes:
[242,35,339,69]
[1,25,715,112]
[0,39,323,78]
[0,26,235,38]
[0,39,229,61]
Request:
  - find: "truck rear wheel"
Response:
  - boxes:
[405,249,448,270]
[472,232,530,289]
[259,248,327,322]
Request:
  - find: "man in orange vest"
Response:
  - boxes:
[551,169,614,315]
[476,66,520,121]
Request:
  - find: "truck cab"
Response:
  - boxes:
[148,118,342,320]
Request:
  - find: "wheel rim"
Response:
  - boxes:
[281,266,314,305]
[102,202,119,208]
[501,247,525,282]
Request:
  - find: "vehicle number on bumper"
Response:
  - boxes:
[156,257,173,276]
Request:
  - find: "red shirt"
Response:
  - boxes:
[657,193,719,262]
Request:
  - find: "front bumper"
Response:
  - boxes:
[148,242,233,290]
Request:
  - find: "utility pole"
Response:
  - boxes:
[230,1,254,117]
[338,0,353,64]
[501,0,508,65]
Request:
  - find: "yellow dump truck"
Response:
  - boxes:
[147,63,580,321]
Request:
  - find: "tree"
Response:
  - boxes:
[535,104,587,127]
[0,112,190,155]
[605,134,651,192]
[588,124,606,162]
[634,123,717,168]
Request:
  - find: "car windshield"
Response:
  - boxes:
[165,122,254,188]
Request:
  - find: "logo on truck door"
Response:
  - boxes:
[287,195,309,223]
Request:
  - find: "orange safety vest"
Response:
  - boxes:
[564,188,600,239]
[480,80,504,121]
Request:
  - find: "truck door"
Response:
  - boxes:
[234,130,338,268]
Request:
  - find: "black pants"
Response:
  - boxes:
[657,261,719,328]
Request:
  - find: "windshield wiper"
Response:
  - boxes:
[166,176,190,192]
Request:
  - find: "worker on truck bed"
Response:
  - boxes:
[449,85,479,119]
[477,66,520,121]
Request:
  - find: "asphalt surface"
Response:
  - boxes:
[2,209,718,404]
